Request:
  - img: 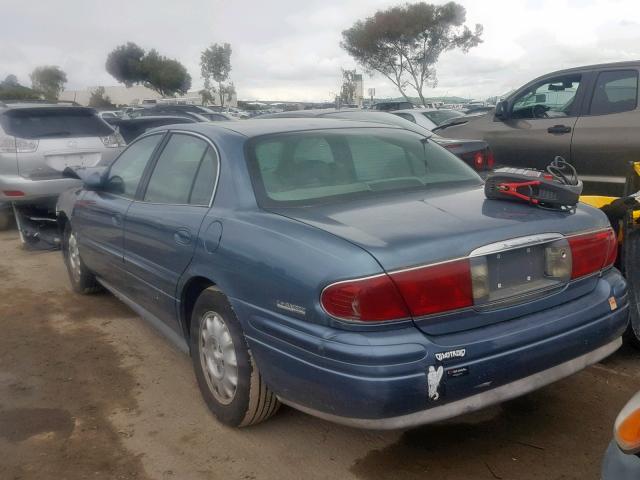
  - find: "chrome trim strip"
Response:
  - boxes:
[97,277,189,354]
[278,337,622,430]
[320,228,614,323]
[133,130,222,209]
[469,233,564,257]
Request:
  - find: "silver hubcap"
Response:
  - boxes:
[68,232,82,280]
[199,311,238,404]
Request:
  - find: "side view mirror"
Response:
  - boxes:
[83,170,106,190]
[62,166,107,190]
[494,100,509,120]
[104,175,125,194]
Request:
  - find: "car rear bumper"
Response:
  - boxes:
[0,175,81,203]
[601,440,640,480]
[239,269,628,429]
[281,337,621,429]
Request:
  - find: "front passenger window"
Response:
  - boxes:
[511,74,581,119]
[105,134,163,198]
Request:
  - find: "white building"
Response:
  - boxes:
[60,85,237,108]
[354,73,364,107]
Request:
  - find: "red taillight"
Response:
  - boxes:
[321,274,410,322]
[3,190,24,197]
[321,259,474,322]
[486,149,495,169]
[390,259,473,316]
[473,151,484,170]
[568,229,617,279]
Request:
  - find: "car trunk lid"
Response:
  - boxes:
[270,186,611,334]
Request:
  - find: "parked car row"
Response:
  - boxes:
[2,62,639,477]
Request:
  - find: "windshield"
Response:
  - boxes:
[1,108,114,139]
[247,128,481,207]
[421,110,465,125]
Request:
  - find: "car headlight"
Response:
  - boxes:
[614,390,640,454]
[100,131,126,148]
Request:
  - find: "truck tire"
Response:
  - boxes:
[62,223,101,294]
[623,226,640,348]
[190,287,280,427]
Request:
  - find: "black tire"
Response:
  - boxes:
[190,287,280,427]
[62,222,101,294]
[623,226,640,348]
[0,208,11,231]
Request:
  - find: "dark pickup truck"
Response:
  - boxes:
[437,61,640,196]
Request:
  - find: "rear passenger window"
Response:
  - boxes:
[189,148,218,205]
[590,70,638,115]
[144,134,209,204]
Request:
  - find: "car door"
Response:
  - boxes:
[122,132,219,331]
[571,68,640,196]
[487,73,586,171]
[73,133,164,285]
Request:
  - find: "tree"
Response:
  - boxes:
[30,66,67,100]
[0,75,41,100]
[88,87,116,108]
[200,43,233,107]
[105,42,192,97]
[105,42,146,87]
[3,74,18,87]
[141,50,192,97]
[340,69,357,104]
[199,88,215,106]
[341,2,482,107]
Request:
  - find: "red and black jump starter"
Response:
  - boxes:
[485,159,583,211]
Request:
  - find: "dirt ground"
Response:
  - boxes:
[1,229,639,480]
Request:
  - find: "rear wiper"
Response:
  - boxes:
[432,118,468,132]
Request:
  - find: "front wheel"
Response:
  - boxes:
[62,223,101,294]
[190,287,280,427]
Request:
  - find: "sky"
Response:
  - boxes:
[2,0,640,102]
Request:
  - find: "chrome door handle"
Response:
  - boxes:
[547,125,572,134]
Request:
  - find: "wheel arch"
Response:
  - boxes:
[180,275,217,342]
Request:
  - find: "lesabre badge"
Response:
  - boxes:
[427,365,444,400]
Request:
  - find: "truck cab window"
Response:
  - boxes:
[511,75,581,120]
[589,70,638,115]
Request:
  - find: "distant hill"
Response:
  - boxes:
[372,96,473,105]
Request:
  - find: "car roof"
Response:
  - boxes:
[150,117,403,138]
[0,104,97,116]
[394,108,441,113]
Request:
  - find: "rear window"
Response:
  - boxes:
[1,108,113,139]
[422,110,465,126]
[247,128,481,207]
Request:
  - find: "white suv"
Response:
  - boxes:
[0,103,125,228]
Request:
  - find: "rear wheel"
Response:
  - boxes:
[62,223,101,294]
[190,287,280,427]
